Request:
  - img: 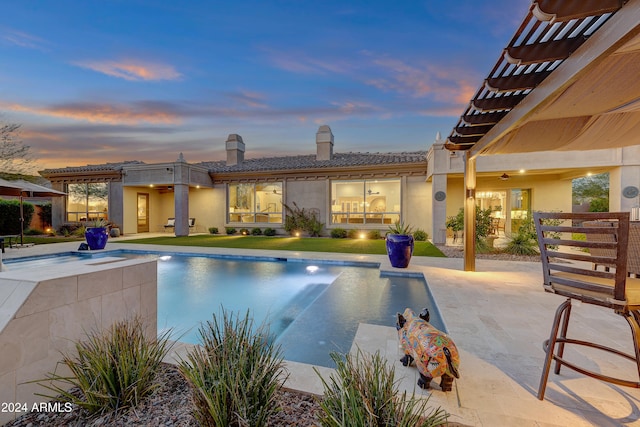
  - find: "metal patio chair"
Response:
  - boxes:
[534,211,640,400]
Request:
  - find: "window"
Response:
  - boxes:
[228,182,283,224]
[66,183,109,223]
[510,189,531,232]
[330,179,401,225]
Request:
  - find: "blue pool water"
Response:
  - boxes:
[4,251,444,368]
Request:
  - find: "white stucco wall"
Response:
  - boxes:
[404,176,431,235]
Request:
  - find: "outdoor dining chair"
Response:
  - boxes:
[534,211,640,400]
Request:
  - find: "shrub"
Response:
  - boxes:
[38,202,52,229]
[37,317,173,415]
[263,227,276,236]
[0,199,34,235]
[283,202,324,237]
[347,229,359,239]
[251,227,262,235]
[413,228,428,241]
[208,227,219,234]
[331,228,347,238]
[179,309,286,427]
[25,228,45,235]
[239,227,250,235]
[225,227,237,235]
[368,229,382,240]
[446,206,493,241]
[316,349,448,427]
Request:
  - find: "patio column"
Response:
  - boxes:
[173,153,190,237]
[108,181,124,231]
[463,152,476,272]
[51,182,65,230]
[431,174,448,245]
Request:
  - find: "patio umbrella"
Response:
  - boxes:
[0,178,66,245]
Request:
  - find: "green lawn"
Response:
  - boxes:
[118,235,446,257]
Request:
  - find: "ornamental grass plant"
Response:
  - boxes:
[179,309,287,427]
[316,349,449,427]
[37,317,173,416]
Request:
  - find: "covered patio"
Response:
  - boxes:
[445,0,640,271]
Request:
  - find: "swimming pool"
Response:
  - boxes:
[4,251,444,367]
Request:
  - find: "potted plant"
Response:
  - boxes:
[385,220,414,268]
[85,219,109,250]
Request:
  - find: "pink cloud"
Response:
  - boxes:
[73,59,182,81]
[5,102,181,125]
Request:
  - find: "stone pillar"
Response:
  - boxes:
[226,134,245,166]
[316,125,334,161]
[108,181,124,232]
[173,153,190,236]
[431,174,448,245]
[51,182,65,230]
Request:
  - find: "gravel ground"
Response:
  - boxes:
[3,364,322,427]
[435,244,542,262]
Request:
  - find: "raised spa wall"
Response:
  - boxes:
[0,257,158,425]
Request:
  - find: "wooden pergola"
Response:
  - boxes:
[445,0,640,271]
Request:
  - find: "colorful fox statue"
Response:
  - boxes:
[396,307,460,391]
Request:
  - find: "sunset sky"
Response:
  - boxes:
[1,0,530,172]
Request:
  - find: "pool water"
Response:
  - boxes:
[4,251,444,368]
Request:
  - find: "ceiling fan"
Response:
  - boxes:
[367,188,380,195]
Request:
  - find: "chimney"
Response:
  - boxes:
[225,134,245,166]
[316,125,334,161]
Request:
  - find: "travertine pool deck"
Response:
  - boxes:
[2,236,640,426]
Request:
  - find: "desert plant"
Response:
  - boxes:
[503,232,539,255]
[413,228,428,241]
[225,227,237,235]
[330,228,347,238]
[251,227,262,235]
[387,220,413,235]
[37,317,173,416]
[263,227,276,236]
[74,224,87,237]
[316,349,448,427]
[283,202,324,237]
[208,227,219,234]
[179,309,286,427]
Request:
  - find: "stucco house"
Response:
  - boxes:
[39,125,640,244]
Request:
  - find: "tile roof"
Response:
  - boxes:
[40,161,145,174]
[40,152,426,176]
[198,151,427,173]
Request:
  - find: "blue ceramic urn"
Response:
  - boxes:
[85,227,109,250]
[385,234,414,268]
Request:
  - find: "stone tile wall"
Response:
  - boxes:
[0,257,157,424]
